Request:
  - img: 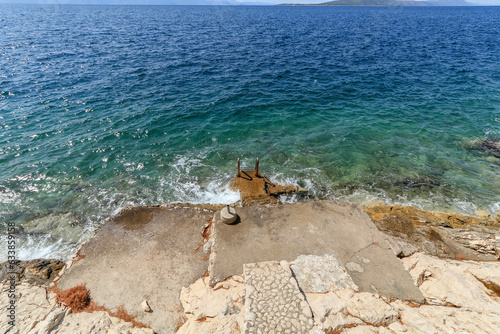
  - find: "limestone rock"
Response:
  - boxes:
[176,314,242,334]
[290,254,358,293]
[141,300,151,313]
[51,311,155,334]
[323,312,364,332]
[449,229,498,256]
[24,259,65,283]
[387,321,409,333]
[0,282,55,334]
[0,281,154,334]
[180,276,244,320]
[307,292,347,322]
[344,292,399,326]
[389,299,415,313]
[402,252,500,314]
[28,308,67,334]
[341,325,393,333]
[383,234,418,258]
[475,209,491,218]
[307,291,364,332]
[401,305,500,334]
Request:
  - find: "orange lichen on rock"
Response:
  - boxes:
[363,202,500,261]
[364,202,498,229]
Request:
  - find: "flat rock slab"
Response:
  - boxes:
[57,206,213,334]
[290,254,358,293]
[243,261,315,334]
[211,200,424,303]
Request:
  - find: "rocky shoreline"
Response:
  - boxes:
[364,202,500,261]
[1,200,500,334]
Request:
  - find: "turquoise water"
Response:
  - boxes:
[1,4,500,260]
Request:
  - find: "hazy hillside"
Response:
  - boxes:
[280,0,471,5]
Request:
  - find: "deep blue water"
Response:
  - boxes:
[1,4,500,260]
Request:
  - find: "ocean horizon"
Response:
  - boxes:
[1,4,500,261]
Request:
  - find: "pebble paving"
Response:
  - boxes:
[243,261,315,334]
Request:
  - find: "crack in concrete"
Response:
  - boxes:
[208,214,219,286]
[348,242,383,263]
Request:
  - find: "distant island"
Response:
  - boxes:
[279,0,471,6]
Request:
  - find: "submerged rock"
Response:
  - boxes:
[393,177,441,189]
[465,137,500,160]
[22,212,86,245]
[479,137,500,158]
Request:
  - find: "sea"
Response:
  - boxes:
[1,4,500,261]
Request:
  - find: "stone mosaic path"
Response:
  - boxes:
[243,261,315,334]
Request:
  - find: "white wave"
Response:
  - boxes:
[0,187,19,204]
[170,154,208,174]
[0,235,79,262]
[191,181,240,205]
[165,177,240,205]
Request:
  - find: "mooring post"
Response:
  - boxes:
[221,204,238,225]
[255,157,259,177]
[237,158,241,177]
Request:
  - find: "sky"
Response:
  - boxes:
[0,0,499,5]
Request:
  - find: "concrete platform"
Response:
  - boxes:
[56,200,424,334]
[210,200,424,303]
[56,206,213,334]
